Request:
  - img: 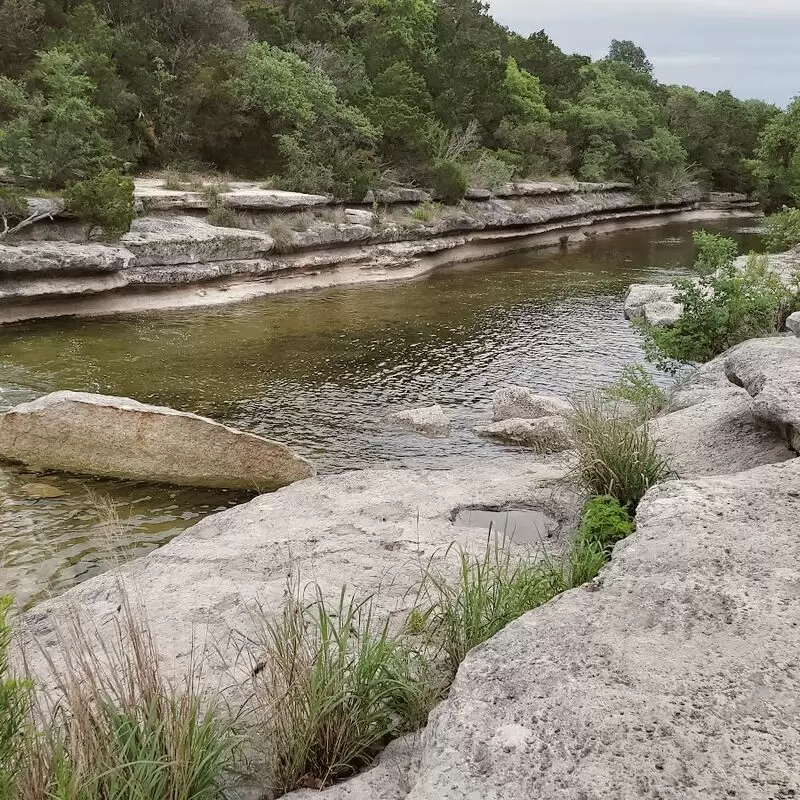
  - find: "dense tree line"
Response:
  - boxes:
[0,0,797,204]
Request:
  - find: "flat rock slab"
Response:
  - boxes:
[0,390,314,490]
[0,242,133,275]
[724,336,800,451]
[122,216,275,266]
[623,283,676,320]
[19,458,576,708]
[359,457,800,800]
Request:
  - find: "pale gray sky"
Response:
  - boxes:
[487,0,799,107]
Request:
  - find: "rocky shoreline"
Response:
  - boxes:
[12,326,799,798]
[0,179,748,324]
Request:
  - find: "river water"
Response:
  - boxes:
[0,219,762,606]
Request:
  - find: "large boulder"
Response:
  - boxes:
[787,311,800,337]
[623,283,676,321]
[0,391,314,490]
[475,416,573,452]
[651,352,795,476]
[492,387,571,421]
[385,404,451,437]
[724,336,800,451]
[334,457,800,800]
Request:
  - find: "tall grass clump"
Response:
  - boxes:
[602,364,667,419]
[1,596,32,800]
[570,395,674,510]
[250,585,433,795]
[412,541,566,679]
[9,594,235,800]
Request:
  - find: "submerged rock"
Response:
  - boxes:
[385,404,451,437]
[16,482,67,500]
[475,416,573,452]
[0,391,314,490]
[492,387,571,421]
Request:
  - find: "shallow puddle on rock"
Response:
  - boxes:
[453,508,557,544]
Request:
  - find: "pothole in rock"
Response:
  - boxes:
[453,508,558,544]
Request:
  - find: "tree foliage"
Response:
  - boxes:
[0,3,790,201]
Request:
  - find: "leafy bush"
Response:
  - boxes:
[575,496,634,557]
[462,149,515,190]
[570,395,675,510]
[0,49,112,186]
[63,169,135,239]
[640,232,798,372]
[602,364,667,418]
[764,207,800,252]
[431,160,467,205]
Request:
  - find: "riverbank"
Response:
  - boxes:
[0,179,748,324]
[11,325,799,797]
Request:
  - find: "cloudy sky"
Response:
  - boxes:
[487,0,799,107]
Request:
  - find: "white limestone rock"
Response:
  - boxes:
[385,404,452,437]
[475,416,573,452]
[0,390,314,490]
[492,387,572,422]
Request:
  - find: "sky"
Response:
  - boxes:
[487,0,799,107]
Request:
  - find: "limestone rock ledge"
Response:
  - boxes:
[289,457,800,800]
[0,182,718,324]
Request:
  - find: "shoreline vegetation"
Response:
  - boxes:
[0,0,799,240]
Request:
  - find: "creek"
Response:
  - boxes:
[0,219,762,606]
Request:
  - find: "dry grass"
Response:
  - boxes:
[266,217,296,253]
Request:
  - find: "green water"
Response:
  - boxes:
[0,219,762,606]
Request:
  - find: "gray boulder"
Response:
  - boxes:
[652,350,795,476]
[724,336,800,451]
[475,416,573,452]
[643,300,683,327]
[396,457,800,800]
[786,311,800,337]
[344,208,376,226]
[385,404,451,437]
[0,242,133,274]
[623,283,676,320]
[493,387,571,422]
[0,390,314,490]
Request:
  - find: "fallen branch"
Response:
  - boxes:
[0,210,57,241]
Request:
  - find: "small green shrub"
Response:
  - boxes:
[252,586,433,795]
[63,169,135,239]
[570,395,675,510]
[161,170,184,190]
[408,201,441,223]
[640,232,798,372]
[462,150,514,190]
[602,365,667,418]
[431,161,467,205]
[764,207,800,252]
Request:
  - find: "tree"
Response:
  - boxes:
[0,49,113,186]
[750,97,800,209]
[607,39,653,76]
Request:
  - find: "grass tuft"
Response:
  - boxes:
[570,394,675,510]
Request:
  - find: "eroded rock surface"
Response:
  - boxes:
[0,391,314,489]
[492,387,571,421]
[385,404,452,437]
[651,351,795,476]
[724,336,800,450]
[475,416,573,452]
[19,458,576,701]
[324,458,800,800]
